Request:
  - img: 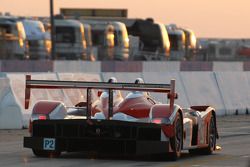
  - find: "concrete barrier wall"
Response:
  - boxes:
[214,72,250,115]
[58,73,101,105]
[7,73,62,109]
[1,60,250,72]
[180,72,226,115]
[6,73,60,127]
[142,72,189,108]
[54,61,101,72]
[243,61,250,71]
[4,72,102,128]
[1,60,53,72]
[213,62,243,71]
[7,73,27,109]
[0,75,23,129]
[143,61,180,72]
[101,61,142,72]
[1,71,250,129]
[180,61,213,71]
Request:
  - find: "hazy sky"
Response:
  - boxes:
[1,0,250,38]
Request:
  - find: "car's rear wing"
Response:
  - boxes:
[25,75,177,119]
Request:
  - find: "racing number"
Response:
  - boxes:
[43,138,55,150]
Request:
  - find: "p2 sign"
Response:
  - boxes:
[43,138,55,150]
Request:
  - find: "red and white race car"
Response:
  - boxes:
[24,75,218,160]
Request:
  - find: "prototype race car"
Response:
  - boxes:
[23,75,219,160]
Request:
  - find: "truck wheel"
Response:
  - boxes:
[169,112,183,161]
[32,149,61,158]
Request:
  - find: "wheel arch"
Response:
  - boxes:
[150,104,183,125]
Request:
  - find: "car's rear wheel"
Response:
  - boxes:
[32,149,61,158]
[169,112,183,161]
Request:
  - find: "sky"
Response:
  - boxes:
[1,0,250,38]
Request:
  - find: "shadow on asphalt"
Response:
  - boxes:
[56,151,219,162]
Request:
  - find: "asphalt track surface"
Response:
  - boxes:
[0,115,250,167]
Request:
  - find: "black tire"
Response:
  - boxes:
[32,149,61,158]
[189,115,216,155]
[202,115,216,154]
[169,112,183,161]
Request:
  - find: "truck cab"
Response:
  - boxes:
[22,19,50,59]
[127,19,170,60]
[0,16,28,59]
[54,19,87,60]
[166,24,186,60]
[81,20,116,60]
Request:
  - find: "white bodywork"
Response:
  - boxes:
[48,103,67,119]
[182,107,213,149]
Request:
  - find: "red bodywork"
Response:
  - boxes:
[33,101,60,115]
[116,96,155,118]
[91,93,156,119]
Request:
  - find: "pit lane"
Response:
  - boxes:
[0,115,249,167]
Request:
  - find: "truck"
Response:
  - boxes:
[81,20,129,60]
[22,19,51,59]
[166,24,186,60]
[0,16,28,59]
[54,19,87,60]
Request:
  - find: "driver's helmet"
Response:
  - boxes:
[108,77,117,83]
[106,77,121,97]
[134,78,149,96]
[135,78,144,84]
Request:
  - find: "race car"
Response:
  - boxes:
[23,75,219,160]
